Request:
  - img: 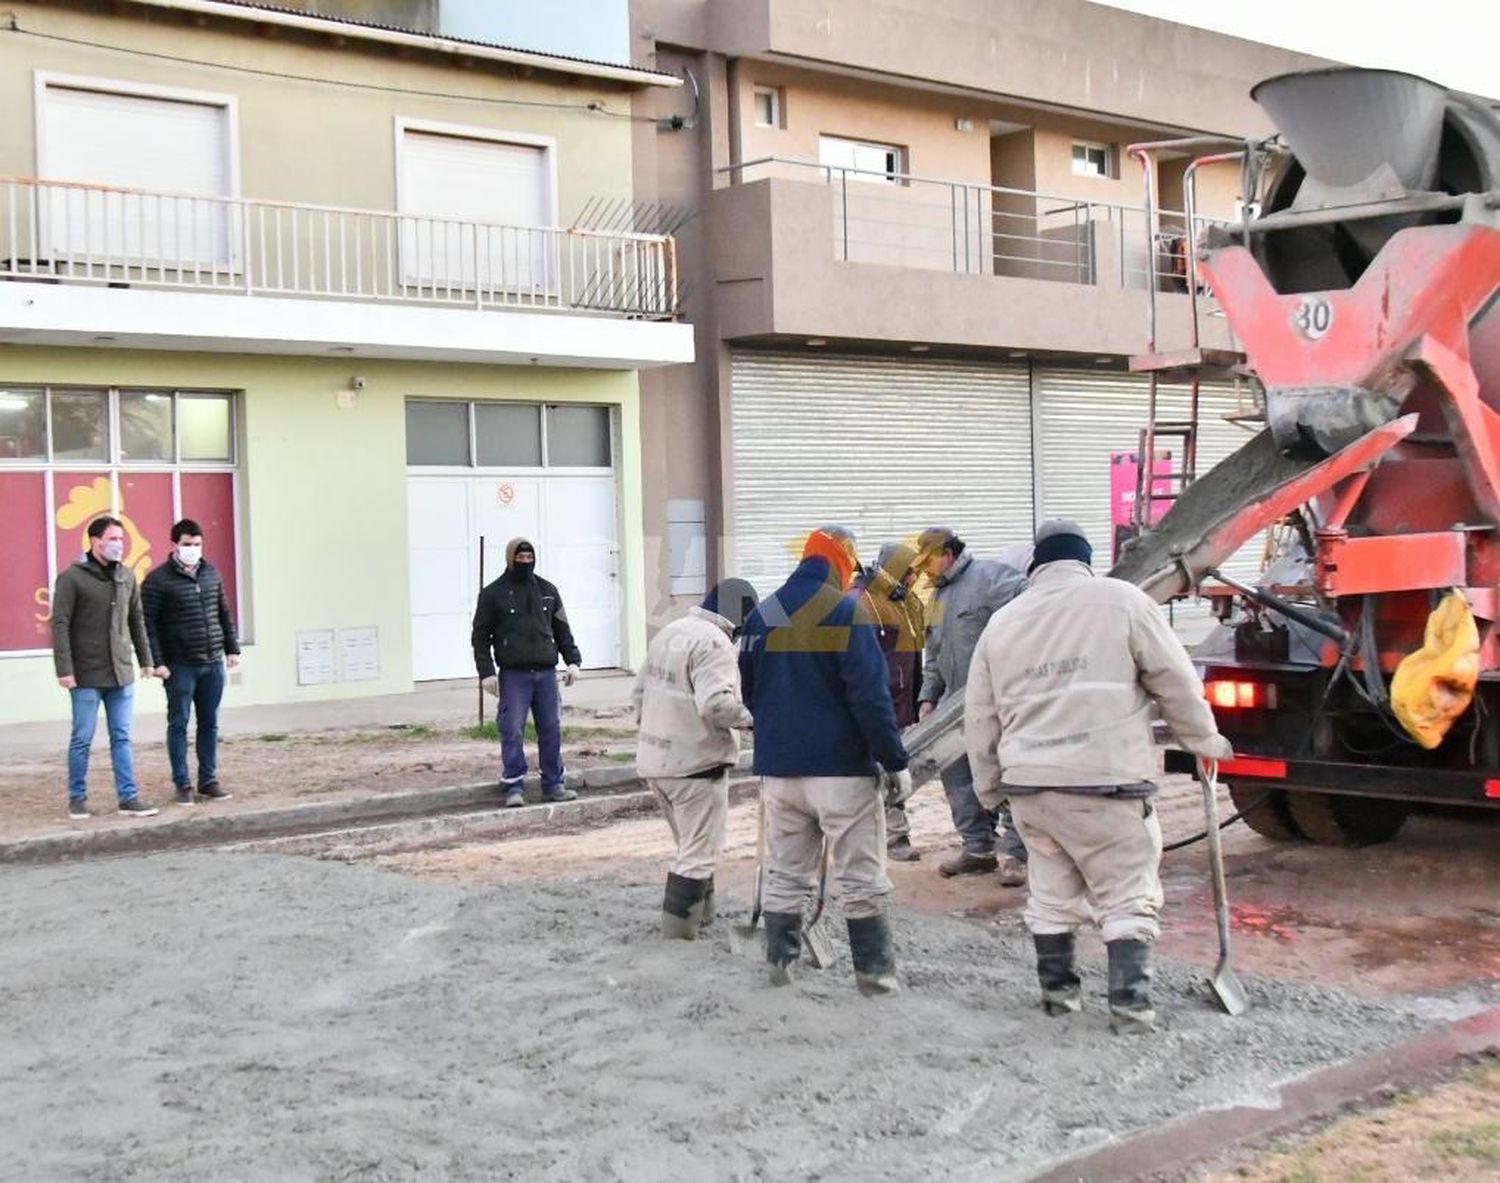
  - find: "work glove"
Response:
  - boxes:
[481,675,499,697]
[563,664,580,688]
[882,768,915,806]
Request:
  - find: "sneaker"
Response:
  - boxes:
[541,786,578,803]
[503,788,526,808]
[887,835,920,863]
[938,851,999,878]
[117,798,159,818]
[174,786,195,806]
[68,799,90,820]
[196,781,232,801]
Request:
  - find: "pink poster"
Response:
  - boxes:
[0,472,51,651]
[1110,451,1173,564]
[180,472,239,626]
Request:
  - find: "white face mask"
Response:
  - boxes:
[177,544,203,567]
[101,539,125,563]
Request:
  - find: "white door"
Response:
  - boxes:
[407,473,620,679]
[397,127,553,294]
[39,82,234,266]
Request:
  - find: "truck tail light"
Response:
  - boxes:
[1205,679,1278,710]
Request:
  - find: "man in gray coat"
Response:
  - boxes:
[914,526,1029,882]
[52,516,159,819]
[633,579,758,939]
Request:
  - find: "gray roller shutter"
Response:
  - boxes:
[1036,368,1263,624]
[730,350,1034,595]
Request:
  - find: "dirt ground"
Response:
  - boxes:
[0,848,1447,1183]
[1199,1058,1500,1182]
[1,705,637,843]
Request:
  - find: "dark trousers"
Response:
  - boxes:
[165,660,225,788]
[499,668,564,790]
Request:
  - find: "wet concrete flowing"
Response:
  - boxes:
[1,850,1480,1182]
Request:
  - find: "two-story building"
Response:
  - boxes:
[0,0,693,722]
[628,0,1328,603]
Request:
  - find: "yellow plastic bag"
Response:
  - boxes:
[1390,589,1480,749]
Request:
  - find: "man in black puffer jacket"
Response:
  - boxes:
[143,518,240,806]
[471,538,582,807]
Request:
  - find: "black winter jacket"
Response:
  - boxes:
[142,558,240,666]
[471,572,582,676]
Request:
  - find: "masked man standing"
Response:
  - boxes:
[634,578,759,939]
[740,527,913,995]
[472,538,581,807]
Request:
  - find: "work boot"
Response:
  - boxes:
[887,835,919,862]
[1033,932,1082,1016]
[998,856,1028,888]
[661,872,708,941]
[1107,938,1157,1034]
[938,851,998,878]
[847,914,900,997]
[701,876,716,927]
[764,911,803,986]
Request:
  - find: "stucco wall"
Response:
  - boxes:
[0,346,644,724]
[0,1,636,223]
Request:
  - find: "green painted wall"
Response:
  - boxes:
[0,345,645,724]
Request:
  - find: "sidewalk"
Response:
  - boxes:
[0,671,636,762]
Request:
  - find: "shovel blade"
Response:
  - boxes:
[1211,961,1250,1016]
[728,923,762,959]
[803,917,836,969]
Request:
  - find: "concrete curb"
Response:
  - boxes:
[0,755,758,866]
[1027,1003,1500,1183]
[0,763,646,866]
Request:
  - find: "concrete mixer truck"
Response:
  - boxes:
[906,67,1500,848]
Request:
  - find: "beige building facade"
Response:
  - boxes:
[628,0,1328,603]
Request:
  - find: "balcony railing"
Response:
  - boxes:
[719,157,1227,294]
[0,176,679,319]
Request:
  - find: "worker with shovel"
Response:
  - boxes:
[633,578,759,940]
[738,527,913,995]
[963,519,1231,1033]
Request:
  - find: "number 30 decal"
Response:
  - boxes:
[1292,297,1334,340]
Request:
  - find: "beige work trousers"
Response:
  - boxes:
[649,772,729,880]
[1008,791,1164,944]
[762,775,889,920]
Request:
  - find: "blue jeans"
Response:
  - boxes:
[68,684,139,804]
[498,669,564,790]
[941,756,1028,862]
[165,661,225,788]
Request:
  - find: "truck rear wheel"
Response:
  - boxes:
[1227,783,1304,841]
[1285,790,1409,847]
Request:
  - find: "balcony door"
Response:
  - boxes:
[396,123,557,299]
[36,76,237,272]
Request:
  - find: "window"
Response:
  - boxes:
[37,75,237,267]
[818,135,904,184]
[1071,141,1112,178]
[405,400,612,469]
[396,122,556,294]
[0,385,239,654]
[753,86,782,129]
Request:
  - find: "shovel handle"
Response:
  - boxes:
[806,839,830,927]
[1196,757,1234,959]
[748,781,766,930]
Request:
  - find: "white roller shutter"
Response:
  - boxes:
[729,350,1034,595]
[398,128,552,292]
[39,82,233,264]
[1036,368,1264,626]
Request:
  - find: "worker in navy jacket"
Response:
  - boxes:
[738,527,912,995]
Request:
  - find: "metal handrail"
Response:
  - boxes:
[0,175,679,319]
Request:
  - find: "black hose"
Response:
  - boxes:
[1161,789,1273,852]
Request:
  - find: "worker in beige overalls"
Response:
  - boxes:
[634,578,760,939]
[964,519,1231,1032]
